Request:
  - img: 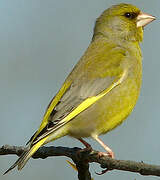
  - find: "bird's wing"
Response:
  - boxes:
[30,42,128,145]
[28,81,72,144]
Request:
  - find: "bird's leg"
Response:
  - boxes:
[93,135,115,158]
[76,138,92,156]
[77,138,91,148]
[92,135,114,175]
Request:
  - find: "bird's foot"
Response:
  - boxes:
[95,151,114,175]
[98,151,115,158]
[76,138,93,161]
[77,145,92,155]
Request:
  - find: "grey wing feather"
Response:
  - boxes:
[51,76,115,121]
[32,75,116,144]
[31,44,127,143]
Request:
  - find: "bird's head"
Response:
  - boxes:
[94,3,155,42]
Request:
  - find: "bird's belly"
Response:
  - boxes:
[68,78,141,138]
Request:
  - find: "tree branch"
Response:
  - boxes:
[1,145,160,179]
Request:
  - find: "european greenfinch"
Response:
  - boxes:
[4,3,155,174]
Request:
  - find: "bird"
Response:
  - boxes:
[4,3,155,174]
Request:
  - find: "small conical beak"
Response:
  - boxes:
[136,12,156,27]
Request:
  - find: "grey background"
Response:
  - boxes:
[0,0,159,180]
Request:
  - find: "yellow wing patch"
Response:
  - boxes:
[60,69,127,125]
[31,81,72,143]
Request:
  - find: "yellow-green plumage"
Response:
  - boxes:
[4,3,155,174]
[67,35,142,138]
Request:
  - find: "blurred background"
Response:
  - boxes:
[0,0,159,180]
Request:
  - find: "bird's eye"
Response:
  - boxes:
[124,12,131,18]
[124,12,137,19]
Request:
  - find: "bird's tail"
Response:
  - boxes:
[3,136,47,175]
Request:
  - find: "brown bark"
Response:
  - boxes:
[1,145,160,179]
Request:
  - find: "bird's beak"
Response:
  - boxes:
[136,12,156,27]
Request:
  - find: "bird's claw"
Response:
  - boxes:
[95,168,109,175]
[95,151,114,175]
